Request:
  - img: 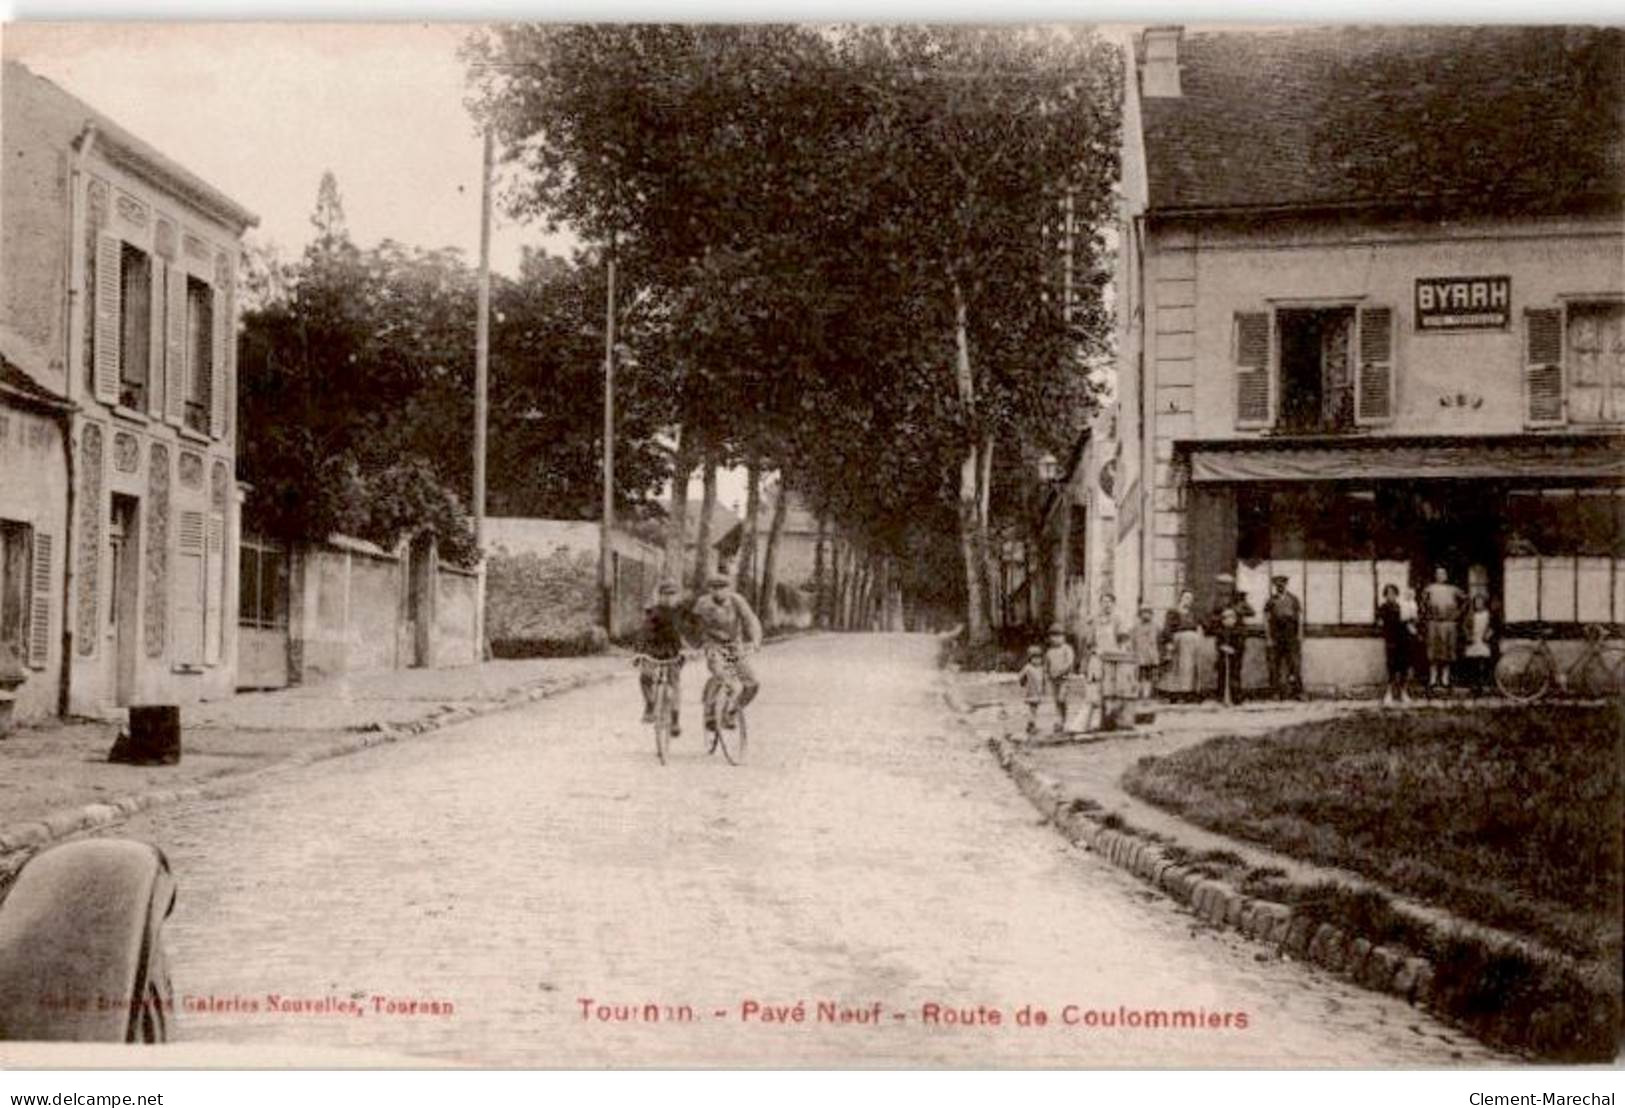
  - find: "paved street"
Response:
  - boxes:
[104,633,1496,1066]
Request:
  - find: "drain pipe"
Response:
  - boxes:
[56,123,96,717]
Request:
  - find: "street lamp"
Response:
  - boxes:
[1036,451,1060,484]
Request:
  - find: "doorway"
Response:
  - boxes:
[108,494,140,706]
[1402,485,1503,606]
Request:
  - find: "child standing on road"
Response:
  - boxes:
[1018,645,1046,737]
[1044,624,1077,735]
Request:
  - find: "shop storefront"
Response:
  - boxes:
[1182,435,1625,689]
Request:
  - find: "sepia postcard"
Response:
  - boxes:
[0,20,1619,1072]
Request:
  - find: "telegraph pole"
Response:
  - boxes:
[601,240,617,634]
[474,128,493,655]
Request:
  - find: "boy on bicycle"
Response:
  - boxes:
[638,580,691,735]
[690,571,764,729]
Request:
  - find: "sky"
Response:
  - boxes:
[1,22,577,276]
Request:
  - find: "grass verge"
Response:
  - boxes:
[1118,705,1622,1061]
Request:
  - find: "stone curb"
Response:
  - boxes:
[0,669,622,877]
[972,720,1444,1016]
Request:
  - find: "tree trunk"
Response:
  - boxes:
[759,475,790,627]
[951,279,990,644]
[690,453,719,591]
[735,459,762,603]
[813,510,829,628]
[664,425,695,587]
[978,431,1000,630]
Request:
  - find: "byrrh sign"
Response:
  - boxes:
[1415,275,1511,330]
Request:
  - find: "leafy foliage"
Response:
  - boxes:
[464,26,1121,631]
[238,176,675,566]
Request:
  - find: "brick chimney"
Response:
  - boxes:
[1141,26,1183,98]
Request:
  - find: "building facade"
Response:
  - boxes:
[1111,27,1625,691]
[1,61,257,719]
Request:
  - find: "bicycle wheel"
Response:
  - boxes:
[652,682,671,764]
[1572,644,1625,700]
[1495,645,1554,702]
[712,692,747,766]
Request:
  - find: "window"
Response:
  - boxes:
[1503,488,1625,623]
[1525,301,1625,427]
[185,277,212,434]
[1568,302,1624,425]
[1234,488,1379,626]
[1,522,30,667]
[239,540,288,631]
[0,522,48,670]
[1233,305,1393,431]
[118,244,151,410]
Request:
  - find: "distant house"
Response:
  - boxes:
[682,501,740,582]
[716,486,822,590]
[1,60,257,721]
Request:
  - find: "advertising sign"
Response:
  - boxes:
[1414,276,1511,330]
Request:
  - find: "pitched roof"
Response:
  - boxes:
[1140,26,1625,215]
[683,501,740,546]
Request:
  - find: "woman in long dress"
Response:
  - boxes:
[1159,589,1203,702]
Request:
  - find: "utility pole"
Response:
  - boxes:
[601,240,617,635]
[474,128,493,655]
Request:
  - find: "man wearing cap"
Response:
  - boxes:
[1264,574,1304,700]
[691,570,765,728]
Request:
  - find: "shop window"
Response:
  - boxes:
[1232,489,1378,626]
[1502,488,1625,624]
[118,244,151,411]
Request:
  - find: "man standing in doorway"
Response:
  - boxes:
[1264,575,1304,699]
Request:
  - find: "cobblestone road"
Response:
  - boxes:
[106,633,1497,1066]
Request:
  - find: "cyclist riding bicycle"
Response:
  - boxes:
[637,580,692,736]
[691,570,764,729]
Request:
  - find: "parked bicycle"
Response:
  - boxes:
[632,654,683,765]
[1494,623,1625,703]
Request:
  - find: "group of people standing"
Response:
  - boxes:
[1378,567,1497,704]
[1155,574,1303,706]
[1018,563,1499,737]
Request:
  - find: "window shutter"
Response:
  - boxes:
[204,514,224,664]
[145,258,165,418]
[165,266,187,427]
[210,285,227,439]
[175,510,205,665]
[93,233,121,404]
[28,532,51,670]
[1525,308,1565,427]
[1355,306,1395,424]
[1234,311,1272,427]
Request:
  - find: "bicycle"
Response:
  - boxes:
[701,643,751,766]
[632,654,683,765]
[1493,623,1625,703]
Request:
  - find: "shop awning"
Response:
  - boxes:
[1186,435,1625,484]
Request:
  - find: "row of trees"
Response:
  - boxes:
[464,25,1121,642]
[238,26,1121,644]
